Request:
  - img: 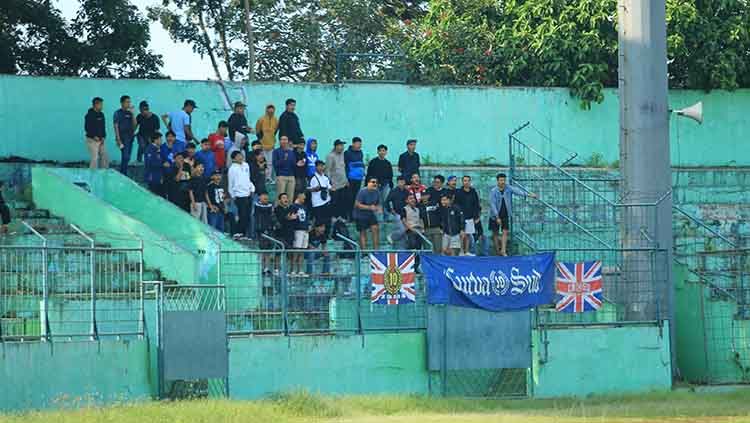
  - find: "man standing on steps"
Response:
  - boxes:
[162,99,197,153]
[366,144,394,222]
[344,137,365,220]
[454,175,482,256]
[398,139,420,182]
[228,150,255,240]
[228,101,253,153]
[278,98,303,145]
[84,97,108,169]
[489,172,538,256]
[135,101,160,163]
[273,136,296,201]
[326,139,348,223]
[255,104,278,181]
[113,95,137,176]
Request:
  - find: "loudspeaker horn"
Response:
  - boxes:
[673,101,703,124]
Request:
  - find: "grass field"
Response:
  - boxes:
[2,390,750,423]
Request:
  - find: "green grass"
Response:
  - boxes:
[3,390,750,422]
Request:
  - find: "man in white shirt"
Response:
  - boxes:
[308,160,332,230]
[228,150,255,239]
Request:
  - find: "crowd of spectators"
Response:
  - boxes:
[83,95,538,275]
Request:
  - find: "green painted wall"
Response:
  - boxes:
[228,333,430,398]
[532,323,672,398]
[0,75,745,166]
[31,166,199,283]
[0,340,152,411]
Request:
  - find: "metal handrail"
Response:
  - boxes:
[514,180,613,249]
[413,229,433,251]
[21,220,50,341]
[261,233,285,250]
[21,221,46,244]
[512,132,672,209]
[673,205,738,249]
[336,233,363,334]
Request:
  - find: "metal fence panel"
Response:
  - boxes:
[163,310,228,380]
[427,306,531,371]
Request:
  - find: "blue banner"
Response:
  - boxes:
[423,253,556,312]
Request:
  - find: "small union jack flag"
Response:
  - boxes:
[370,253,417,305]
[555,261,604,313]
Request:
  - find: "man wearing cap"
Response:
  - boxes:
[228,101,253,149]
[113,95,137,176]
[135,100,160,163]
[326,139,348,222]
[162,99,196,152]
[398,139,420,182]
[255,104,278,181]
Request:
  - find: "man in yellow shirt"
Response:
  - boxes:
[255,104,279,181]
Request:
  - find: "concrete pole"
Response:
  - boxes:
[617,0,674,370]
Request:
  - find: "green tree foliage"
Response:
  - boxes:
[0,0,164,78]
[149,0,425,81]
[407,0,750,107]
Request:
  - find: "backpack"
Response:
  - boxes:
[347,160,365,181]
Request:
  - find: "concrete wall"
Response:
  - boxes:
[0,75,746,166]
[0,340,152,411]
[228,333,431,398]
[532,323,672,398]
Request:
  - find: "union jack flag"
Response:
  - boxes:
[370,253,417,305]
[555,261,604,313]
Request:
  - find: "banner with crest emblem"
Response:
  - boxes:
[370,253,417,305]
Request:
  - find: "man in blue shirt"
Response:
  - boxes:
[272,135,296,201]
[162,99,197,152]
[489,172,537,256]
[113,95,137,176]
[195,138,216,177]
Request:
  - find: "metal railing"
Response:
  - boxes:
[0,241,144,342]
[220,234,431,336]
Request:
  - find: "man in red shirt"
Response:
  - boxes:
[209,121,230,171]
[407,172,427,204]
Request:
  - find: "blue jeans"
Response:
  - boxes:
[471,234,491,256]
[208,211,224,232]
[305,251,331,274]
[377,185,391,221]
[248,193,258,238]
[119,139,133,176]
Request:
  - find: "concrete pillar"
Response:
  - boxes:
[617,0,674,367]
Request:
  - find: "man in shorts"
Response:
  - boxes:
[289,192,310,277]
[489,172,538,256]
[353,177,382,249]
[439,195,464,256]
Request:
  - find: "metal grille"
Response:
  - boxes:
[151,283,228,399]
[1,242,144,341]
[221,246,428,336]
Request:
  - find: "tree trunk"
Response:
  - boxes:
[244,0,255,81]
[217,26,235,80]
[196,9,223,82]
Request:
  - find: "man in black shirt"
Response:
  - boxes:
[84,97,108,169]
[439,195,464,256]
[278,98,304,145]
[423,174,448,252]
[227,101,252,147]
[385,176,409,246]
[188,163,208,223]
[366,144,394,221]
[454,175,483,255]
[166,152,192,212]
[274,192,293,248]
[293,139,307,196]
[135,101,160,163]
[398,139,420,182]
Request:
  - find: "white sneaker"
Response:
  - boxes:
[466,252,476,256]
[232,233,243,240]
[298,272,310,278]
[387,234,394,245]
[289,272,298,277]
